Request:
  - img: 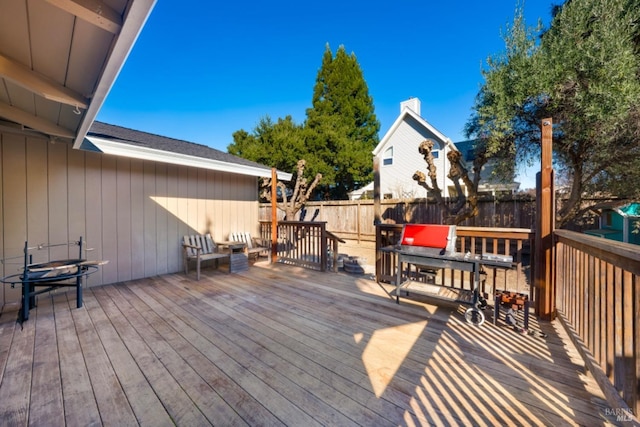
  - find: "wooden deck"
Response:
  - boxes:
[0,263,618,426]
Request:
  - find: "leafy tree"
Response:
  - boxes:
[304,44,380,199]
[228,115,305,171]
[228,114,306,181]
[465,0,640,227]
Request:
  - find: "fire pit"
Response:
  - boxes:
[1,237,107,322]
[22,259,85,281]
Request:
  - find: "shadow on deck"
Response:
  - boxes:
[0,263,619,426]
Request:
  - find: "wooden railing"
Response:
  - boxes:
[259,221,344,272]
[376,224,535,297]
[554,229,640,416]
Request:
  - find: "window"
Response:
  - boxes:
[432,150,439,159]
[383,147,393,165]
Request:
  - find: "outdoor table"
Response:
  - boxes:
[219,241,248,272]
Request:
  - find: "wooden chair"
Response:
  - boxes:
[182,234,229,280]
[229,232,271,262]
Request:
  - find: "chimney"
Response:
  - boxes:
[400,97,420,115]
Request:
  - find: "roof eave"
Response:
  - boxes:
[85,136,293,180]
[72,0,157,149]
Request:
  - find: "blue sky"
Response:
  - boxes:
[97,0,554,189]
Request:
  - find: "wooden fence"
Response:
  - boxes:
[259,195,536,242]
[554,229,640,416]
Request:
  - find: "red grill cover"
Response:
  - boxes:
[400,224,454,249]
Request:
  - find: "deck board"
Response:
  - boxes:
[30,294,64,427]
[209,268,606,426]
[81,287,174,426]
[0,309,35,426]
[140,278,332,427]
[71,289,149,427]
[0,263,619,426]
[123,282,279,426]
[103,283,250,426]
[93,285,211,426]
[55,293,102,426]
[162,279,392,426]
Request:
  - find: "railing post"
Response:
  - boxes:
[333,238,339,273]
[375,224,382,282]
[357,200,362,244]
[373,156,381,226]
[320,222,327,272]
[535,118,556,321]
[271,168,278,263]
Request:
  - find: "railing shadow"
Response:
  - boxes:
[342,270,616,425]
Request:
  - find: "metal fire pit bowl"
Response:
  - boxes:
[22,259,86,281]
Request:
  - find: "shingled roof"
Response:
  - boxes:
[83,122,291,180]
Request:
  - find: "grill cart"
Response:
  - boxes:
[393,224,513,326]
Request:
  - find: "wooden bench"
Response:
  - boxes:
[182,234,229,280]
[229,232,271,262]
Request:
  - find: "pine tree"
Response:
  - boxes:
[304,44,380,199]
[228,44,380,201]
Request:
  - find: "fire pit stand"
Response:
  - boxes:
[1,237,103,322]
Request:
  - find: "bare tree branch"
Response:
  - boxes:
[261,159,322,220]
[412,139,488,225]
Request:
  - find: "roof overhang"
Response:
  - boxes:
[615,203,640,218]
[85,135,293,180]
[72,0,157,149]
[0,0,156,145]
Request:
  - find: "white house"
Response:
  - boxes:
[360,98,519,200]
[371,98,456,199]
[348,181,373,200]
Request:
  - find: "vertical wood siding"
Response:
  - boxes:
[1,133,27,305]
[0,132,259,307]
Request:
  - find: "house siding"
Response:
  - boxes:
[378,115,449,198]
[0,131,260,307]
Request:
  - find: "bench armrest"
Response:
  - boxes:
[182,243,202,255]
[253,237,269,247]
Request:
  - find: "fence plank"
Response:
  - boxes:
[260,196,536,242]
